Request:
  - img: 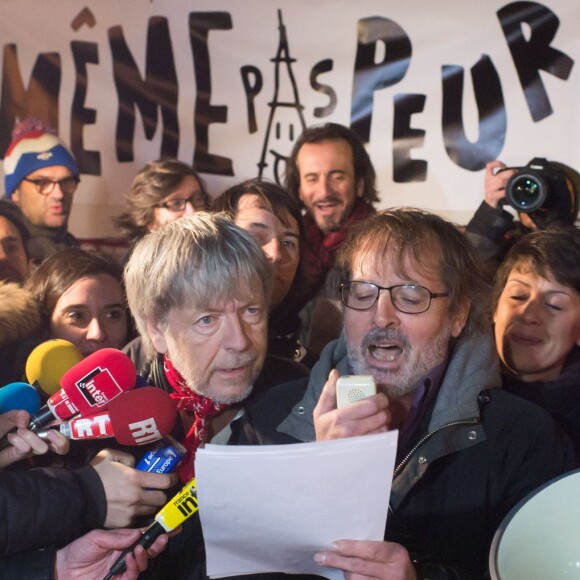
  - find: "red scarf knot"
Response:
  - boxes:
[163,354,229,482]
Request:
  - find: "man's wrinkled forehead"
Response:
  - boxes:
[349,233,442,282]
[185,283,266,312]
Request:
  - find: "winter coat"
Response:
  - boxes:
[502,345,580,465]
[232,330,574,579]
[0,282,44,385]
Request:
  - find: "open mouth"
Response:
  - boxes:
[314,199,341,212]
[369,343,403,362]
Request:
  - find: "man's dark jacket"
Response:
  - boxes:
[231,331,574,579]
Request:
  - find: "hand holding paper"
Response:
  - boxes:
[195,431,398,580]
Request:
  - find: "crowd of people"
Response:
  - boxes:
[0,115,579,579]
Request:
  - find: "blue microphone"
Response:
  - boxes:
[0,382,41,415]
[136,436,185,474]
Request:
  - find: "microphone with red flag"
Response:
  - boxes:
[36,387,177,445]
[28,348,137,431]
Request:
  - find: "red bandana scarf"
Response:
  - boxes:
[163,354,229,482]
[302,198,374,294]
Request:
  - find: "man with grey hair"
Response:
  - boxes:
[124,212,308,484]
[125,212,310,580]
[233,208,573,579]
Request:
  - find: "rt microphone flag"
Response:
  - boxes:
[36,387,178,446]
[28,348,137,431]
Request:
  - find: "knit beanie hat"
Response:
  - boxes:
[3,118,79,198]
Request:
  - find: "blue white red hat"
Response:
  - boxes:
[4,128,79,198]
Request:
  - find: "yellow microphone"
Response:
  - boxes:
[104,478,198,579]
[25,339,83,398]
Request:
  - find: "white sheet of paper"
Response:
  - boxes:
[195,431,398,579]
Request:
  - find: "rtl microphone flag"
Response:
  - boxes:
[28,348,137,431]
[25,339,83,398]
[37,387,177,445]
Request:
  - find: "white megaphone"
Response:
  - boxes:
[489,468,580,579]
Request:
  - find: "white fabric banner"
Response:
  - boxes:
[0,0,578,237]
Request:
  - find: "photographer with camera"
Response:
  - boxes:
[465,158,579,276]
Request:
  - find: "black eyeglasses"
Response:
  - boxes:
[340,281,449,314]
[154,195,205,212]
[23,176,79,196]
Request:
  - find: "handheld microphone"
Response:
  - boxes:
[25,339,83,399]
[0,382,41,415]
[36,387,177,445]
[136,435,186,474]
[105,478,198,580]
[28,348,137,431]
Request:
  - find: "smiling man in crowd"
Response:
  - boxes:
[285,122,379,354]
[285,122,379,297]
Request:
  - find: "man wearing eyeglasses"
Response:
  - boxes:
[3,118,80,266]
[113,159,209,264]
[232,208,573,579]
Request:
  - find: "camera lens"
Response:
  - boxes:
[506,173,547,213]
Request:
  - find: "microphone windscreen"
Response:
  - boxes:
[0,382,41,414]
[60,348,137,418]
[25,339,83,397]
[108,387,177,446]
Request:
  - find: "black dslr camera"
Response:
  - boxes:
[504,157,578,227]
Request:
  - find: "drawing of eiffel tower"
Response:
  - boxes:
[257,9,307,184]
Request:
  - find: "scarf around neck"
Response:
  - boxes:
[302,198,374,294]
[163,354,230,482]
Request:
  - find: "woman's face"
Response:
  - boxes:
[494,260,580,382]
[150,175,205,231]
[50,274,128,357]
[234,194,300,309]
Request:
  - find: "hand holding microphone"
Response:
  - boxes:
[0,410,69,468]
[90,447,179,529]
[105,478,198,579]
[47,387,182,529]
[55,527,169,580]
[0,382,41,453]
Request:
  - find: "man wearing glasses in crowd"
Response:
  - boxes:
[233,208,573,578]
[113,158,209,264]
[3,118,80,266]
